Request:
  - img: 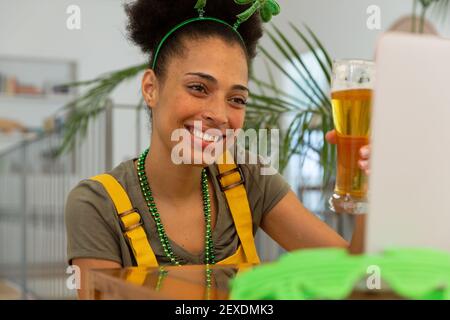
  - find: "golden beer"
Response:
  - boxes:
[331,88,372,198]
[329,59,374,214]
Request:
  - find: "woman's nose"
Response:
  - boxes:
[202,103,228,127]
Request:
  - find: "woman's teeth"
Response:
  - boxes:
[192,127,219,142]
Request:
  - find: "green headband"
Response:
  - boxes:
[151,0,281,70]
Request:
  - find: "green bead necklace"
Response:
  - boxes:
[137,148,216,266]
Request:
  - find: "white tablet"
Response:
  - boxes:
[366,32,450,253]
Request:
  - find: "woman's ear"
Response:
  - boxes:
[142,69,159,110]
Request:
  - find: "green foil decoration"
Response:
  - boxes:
[230,247,450,300]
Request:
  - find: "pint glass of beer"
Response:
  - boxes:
[329,59,375,214]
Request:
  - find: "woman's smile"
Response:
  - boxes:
[183,123,227,149]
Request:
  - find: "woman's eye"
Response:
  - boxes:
[188,84,207,93]
[230,97,248,106]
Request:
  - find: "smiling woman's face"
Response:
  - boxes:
[142,36,249,166]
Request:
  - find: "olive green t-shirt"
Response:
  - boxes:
[65,154,291,266]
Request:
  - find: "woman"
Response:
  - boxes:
[65,0,370,299]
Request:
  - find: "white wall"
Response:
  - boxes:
[0,0,144,105]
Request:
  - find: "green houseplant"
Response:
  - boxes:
[412,0,449,32]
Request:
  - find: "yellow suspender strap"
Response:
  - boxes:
[90,174,158,267]
[125,268,148,286]
[216,150,261,264]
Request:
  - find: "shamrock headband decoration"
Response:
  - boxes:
[151,0,281,69]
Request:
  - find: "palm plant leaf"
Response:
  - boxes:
[271,24,330,107]
[246,23,335,185]
[249,76,310,106]
[414,0,450,32]
[430,0,450,24]
[290,22,332,83]
[265,27,326,109]
[58,63,147,154]
[257,45,321,108]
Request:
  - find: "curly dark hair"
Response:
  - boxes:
[125,0,264,79]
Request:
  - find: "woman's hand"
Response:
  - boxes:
[325,129,371,175]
